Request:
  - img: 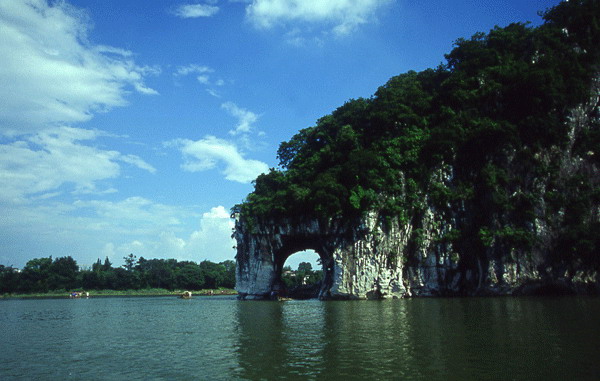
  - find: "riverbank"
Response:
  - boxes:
[0,288,237,299]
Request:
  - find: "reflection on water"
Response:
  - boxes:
[233,298,600,380]
[1,296,599,380]
[234,301,328,380]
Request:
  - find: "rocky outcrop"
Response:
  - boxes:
[235,192,597,300]
[234,77,600,300]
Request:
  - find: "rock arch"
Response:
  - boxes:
[234,217,334,299]
[233,202,600,299]
[233,213,412,300]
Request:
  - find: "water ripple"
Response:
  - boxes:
[1,296,599,380]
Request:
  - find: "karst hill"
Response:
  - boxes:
[234,0,600,299]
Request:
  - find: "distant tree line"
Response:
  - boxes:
[0,254,235,294]
[281,262,323,290]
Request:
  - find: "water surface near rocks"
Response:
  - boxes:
[1,296,598,380]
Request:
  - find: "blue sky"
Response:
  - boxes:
[0,0,561,270]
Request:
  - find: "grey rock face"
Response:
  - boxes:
[233,203,562,300]
[235,194,597,300]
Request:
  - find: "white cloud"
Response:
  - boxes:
[101,243,116,260]
[110,205,235,264]
[197,75,211,85]
[119,155,158,174]
[174,64,214,76]
[186,206,236,261]
[174,64,224,94]
[0,0,158,135]
[0,127,155,203]
[167,136,268,183]
[206,89,222,98]
[73,197,184,228]
[0,194,235,266]
[245,0,391,37]
[221,102,259,135]
[172,4,220,18]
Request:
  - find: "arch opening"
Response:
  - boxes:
[281,250,323,299]
[271,243,332,300]
[284,249,320,271]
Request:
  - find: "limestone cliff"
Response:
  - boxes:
[235,76,599,300]
[234,2,600,299]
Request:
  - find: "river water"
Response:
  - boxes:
[0,296,598,380]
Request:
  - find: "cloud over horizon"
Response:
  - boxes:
[0,197,235,267]
[115,205,236,264]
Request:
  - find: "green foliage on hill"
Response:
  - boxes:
[235,0,600,267]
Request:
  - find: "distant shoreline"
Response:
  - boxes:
[0,288,237,299]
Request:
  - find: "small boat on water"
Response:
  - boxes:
[69,291,89,298]
[180,291,192,299]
